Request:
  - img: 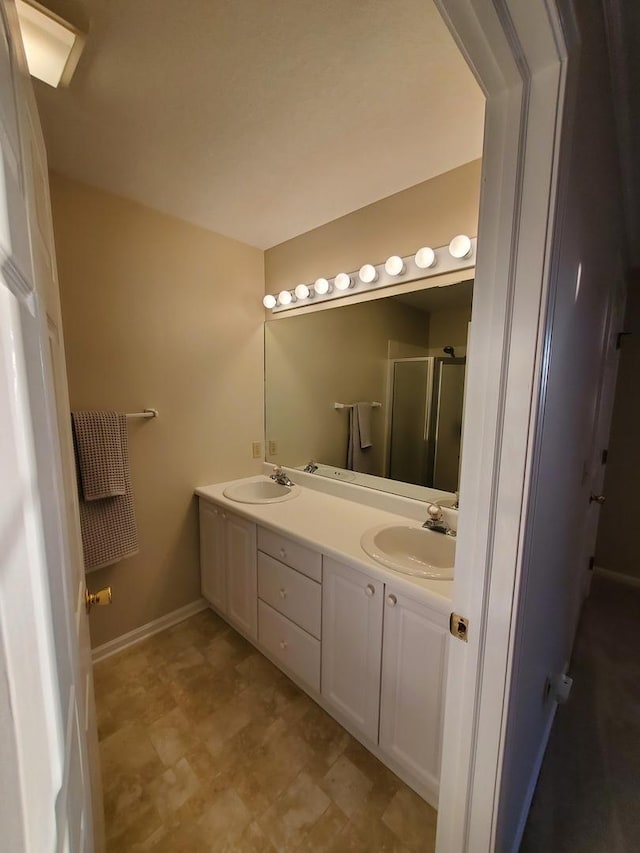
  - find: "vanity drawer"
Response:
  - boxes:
[258,601,320,692]
[258,552,321,639]
[257,527,322,582]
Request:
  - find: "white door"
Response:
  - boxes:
[379,588,448,806]
[225,511,257,640]
[0,2,101,850]
[579,268,627,599]
[199,501,227,614]
[321,557,383,742]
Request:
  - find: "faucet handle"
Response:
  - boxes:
[427,502,443,520]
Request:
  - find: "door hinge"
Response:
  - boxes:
[450,612,469,642]
[601,448,608,465]
[616,331,631,349]
[588,555,595,572]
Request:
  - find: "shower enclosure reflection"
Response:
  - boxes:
[265,278,472,500]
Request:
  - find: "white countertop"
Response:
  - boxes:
[196,475,453,614]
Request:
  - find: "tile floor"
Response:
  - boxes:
[94,608,438,852]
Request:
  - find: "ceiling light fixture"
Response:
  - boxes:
[334,273,352,291]
[278,290,294,306]
[15,0,86,88]
[359,264,378,284]
[449,234,473,259]
[415,247,436,269]
[262,294,277,309]
[265,236,476,312]
[384,255,405,276]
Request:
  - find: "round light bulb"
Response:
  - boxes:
[314,277,330,295]
[334,273,352,291]
[449,234,473,259]
[278,290,293,306]
[294,283,310,300]
[262,294,277,309]
[415,247,436,269]
[359,264,378,284]
[384,255,405,276]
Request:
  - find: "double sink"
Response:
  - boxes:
[222,477,455,581]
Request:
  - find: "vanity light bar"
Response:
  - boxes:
[263,236,477,313]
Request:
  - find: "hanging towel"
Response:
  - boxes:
[346,403,374,473]
[71,411,139,570]
[72,411,127,500]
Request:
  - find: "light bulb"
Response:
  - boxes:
[415,247,436,269]
[314,277,330,295]
[359,264,378,284]
[278,290,294,306]
[385,255,405,276]
[262,294,277,309]
[449,235,472,259]
[294,283,310,300]
[334,273,352,291]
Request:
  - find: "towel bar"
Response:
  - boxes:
[334,402,382,409]
[126,408,158,419]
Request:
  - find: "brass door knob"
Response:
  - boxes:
[85,586,112,613]
[589,494,606,505]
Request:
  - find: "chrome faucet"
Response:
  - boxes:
[270,466,294,487]
[422,502,456,537]
[303,460,318,473]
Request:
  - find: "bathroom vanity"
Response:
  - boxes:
[196,471,455,808]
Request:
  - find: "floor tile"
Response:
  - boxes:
[97,608,437,852]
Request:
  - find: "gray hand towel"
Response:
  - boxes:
[71,411,139,570]
[346,403,373,473]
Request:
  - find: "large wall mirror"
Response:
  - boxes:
[265,278,473,501]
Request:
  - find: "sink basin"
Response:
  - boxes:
[222,479,299,504]
[360,524,455,580]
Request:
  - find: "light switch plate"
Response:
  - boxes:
[252,441,262,459]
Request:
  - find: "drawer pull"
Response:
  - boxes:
[365,583,375,597]
[279,640,288,650]
[279,588,287,599]
[387,594,397,608]
[279,547,287,560]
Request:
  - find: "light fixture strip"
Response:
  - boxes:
[267,237,476,314]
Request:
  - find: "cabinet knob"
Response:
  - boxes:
[221,512,227,519]
[387,594,397,608]
[279,588,287,599]
[279,640,287,650]
[365,584,375,597]
[279,547,287,560]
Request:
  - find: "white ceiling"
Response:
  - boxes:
[33,0,485,249]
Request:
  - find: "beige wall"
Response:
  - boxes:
[426,304,472,358]
[265,160,481,292]
[596,276,640,580]
[266,299,429,474]
[50,174,265,648]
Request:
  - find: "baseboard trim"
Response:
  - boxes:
[594,566,640,590]
[91,598,208,663]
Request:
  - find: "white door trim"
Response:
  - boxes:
[435,1,575,850]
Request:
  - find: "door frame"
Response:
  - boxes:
[435,1,578,851]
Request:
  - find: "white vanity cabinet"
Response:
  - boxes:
[379,587,448,802]
[197,492,449,808]
[256,527,322,692]
[199,502,257,640]
[321,557,384,742]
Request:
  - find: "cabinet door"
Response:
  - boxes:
[322,557,384,741]
[199,500,227,613]
[226,512,258,640]
[380,589,448,799]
